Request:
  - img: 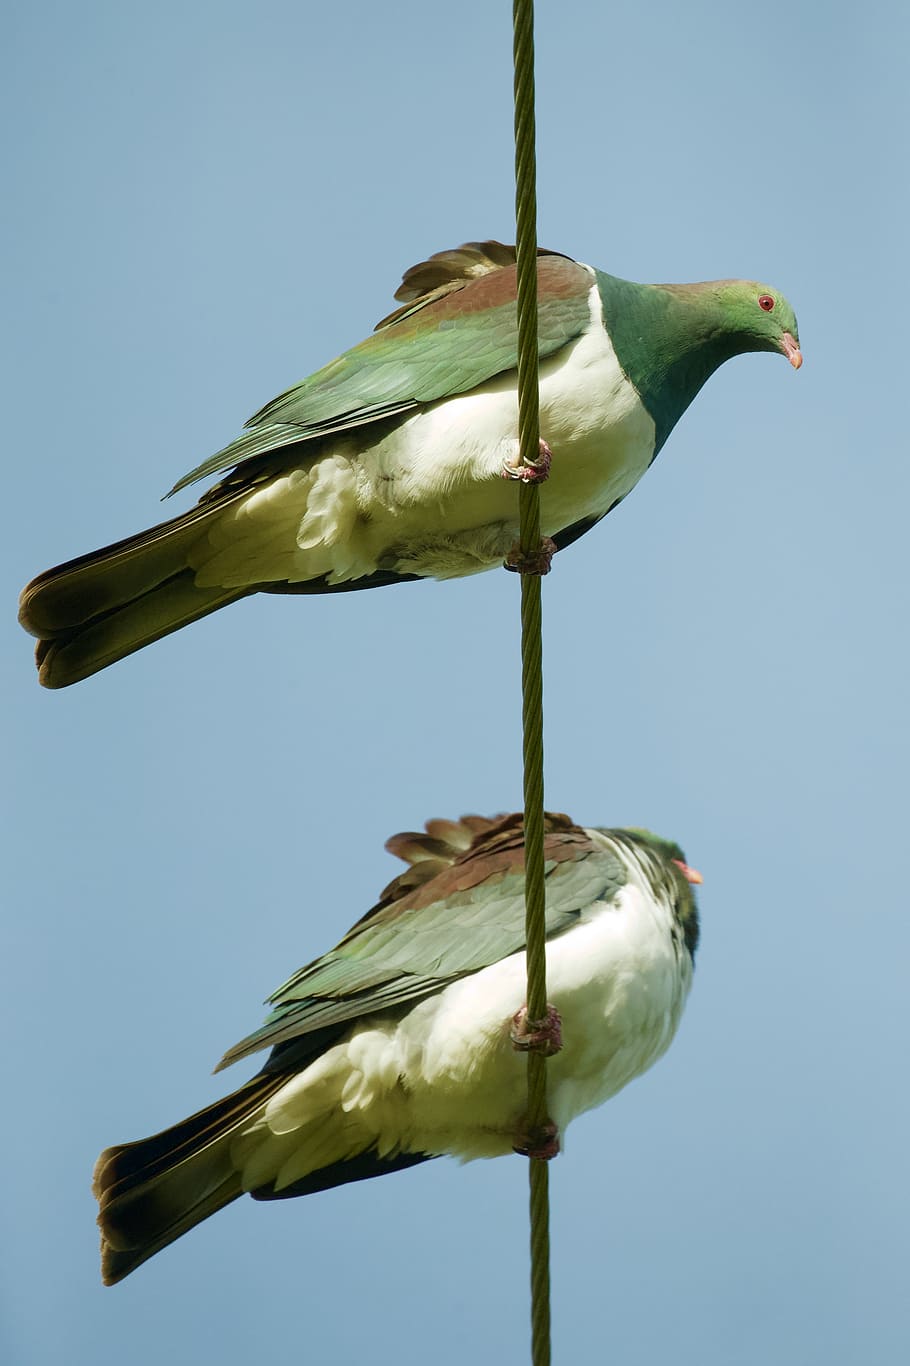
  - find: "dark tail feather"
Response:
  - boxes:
[32,571,251,689]
[93,1072,285,1286]
[250,1147,433,1202]
[19,498,252,688]
[95,1066,438,1285]
[20,498,422,688]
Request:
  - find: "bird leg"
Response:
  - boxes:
[500,437,553,483]
[503,536,556,576]
[510,1004,563,1056]
[513,1120,561,1161]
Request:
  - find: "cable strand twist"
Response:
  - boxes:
[512,4,552,1364]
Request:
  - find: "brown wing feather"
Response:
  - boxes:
[374,240,574,329]
[372,810,590,919]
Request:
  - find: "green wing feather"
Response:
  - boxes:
[216,814,625,1072]
[171,254,594,496]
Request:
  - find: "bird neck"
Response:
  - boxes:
[595,271,757,453]
[611,831,700,960]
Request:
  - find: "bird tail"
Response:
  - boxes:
[94,1066,435,1285]
[93,1072,286,1286]
[18,500,253,689]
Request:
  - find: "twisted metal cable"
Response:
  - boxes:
[512,3,552,1363]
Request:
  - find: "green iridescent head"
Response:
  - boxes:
[595,269,802,451]
[699,279,802,367]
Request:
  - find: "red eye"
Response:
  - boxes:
[758,294,775,312]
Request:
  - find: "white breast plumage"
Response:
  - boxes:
[190,281,656,588]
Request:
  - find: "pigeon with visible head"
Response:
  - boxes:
[94,811,702,1284]
[20,241,801,688]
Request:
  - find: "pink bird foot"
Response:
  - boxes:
[503,536,557,576]
[510,1004,563,1056]
[500,438,553,483]
[513,1120,561,1161]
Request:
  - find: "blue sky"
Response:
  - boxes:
[3,2,908,1362]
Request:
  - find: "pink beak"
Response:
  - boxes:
[672,858,703,885]
[781,331,803,369]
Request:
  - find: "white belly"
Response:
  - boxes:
[230,850,691,1193]
[190,285,656,589]
[394,869,691,1160]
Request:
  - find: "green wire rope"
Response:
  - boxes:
[512,3,553,1364]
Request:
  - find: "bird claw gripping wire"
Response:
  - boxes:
[513,1119,561,1161]
[500,437,553,483]
[510,1004,563,1056]
[504,536,556,576]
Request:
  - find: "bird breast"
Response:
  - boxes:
[189,284,657,590]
